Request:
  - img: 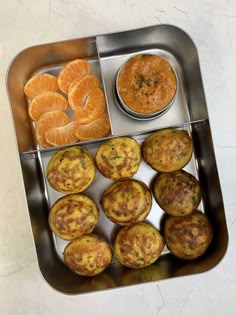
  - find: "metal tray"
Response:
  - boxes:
[6,24,228,295]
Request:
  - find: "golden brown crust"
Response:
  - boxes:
[142,128,193,172]
[101,179,152,225]
[64,233,112,276]
[95,136,141,180]
[153,170,201,216]
[46,146,95,194]
[114,223,164,268]
[164,211,213,260]
[117,54,177,115]
[49,194,99,240]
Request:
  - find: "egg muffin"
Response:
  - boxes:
[95,136,141,180]
[142,128,193,172]
[64,233,112,276]
[114,222,164,268]
[101,179,152,225]
[164,211,213,260]
[47,146,95,194]
[153,170,201,216]
[116,54,177,115]
[49,194,99,240]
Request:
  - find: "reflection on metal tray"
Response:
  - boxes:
[6,24,228,295]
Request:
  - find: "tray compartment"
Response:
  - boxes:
[96,25,208,136]
[7,36,112,153]
[7,24,228,294]
[20,120,227,294]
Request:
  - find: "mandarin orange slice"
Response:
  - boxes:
[28,92,68,121]
[45,121,79,146]
[36,111,70,148]
[24,74,58,100]
[73,88,106,124]
[75,114,111,141]
[58,59,92,94]
[68,75,100,110]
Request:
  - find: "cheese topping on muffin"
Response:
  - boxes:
[153,170,201,216]
[114,222,164,268]
[47,146,95,194]
[49,194,99,240]
[142,128,193,172]
[64,233,112,276]
[101,179,152,225]
[164,211,213,260]
[95,136,141,180]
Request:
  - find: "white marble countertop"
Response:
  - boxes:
[0,0,236,314]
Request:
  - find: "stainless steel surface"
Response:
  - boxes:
[7,24,228,295]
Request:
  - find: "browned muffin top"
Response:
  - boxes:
[142,128,193,172]
[101,179,152,225]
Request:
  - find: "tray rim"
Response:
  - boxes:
[5,23,229,295]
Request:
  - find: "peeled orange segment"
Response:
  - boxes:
[58,59,92,94]
[36,111,70,148]
[24,74,58,100]
[28,92,68,121]
[73,88,106,124]
[68,75,100,110]
[45,121,79,146]
[75,115,111,141]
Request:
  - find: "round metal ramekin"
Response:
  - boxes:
[112,75,173,121]
[114,54,178,120]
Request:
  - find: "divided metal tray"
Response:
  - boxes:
[6,24,228,295]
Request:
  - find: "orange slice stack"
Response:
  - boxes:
[58,59,92,94]
[75,114,111,141]
[45,121,79,147]
[68,75,100,110]
[73,87,106,124]
[28,92,68,121]
[24,58,111,148]
[36,111,70,148]
[68,73,110,140]
[24,74,58,99]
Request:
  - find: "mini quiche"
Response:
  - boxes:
[153,170,201,216]
[64,233,112,276]
[142,128,193,172]
[114,222,164,268]
[49,194,99,240]
[46,146,95,194]
[164,211,213,260]
[101,179,152,225]
[95,136,141,180]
